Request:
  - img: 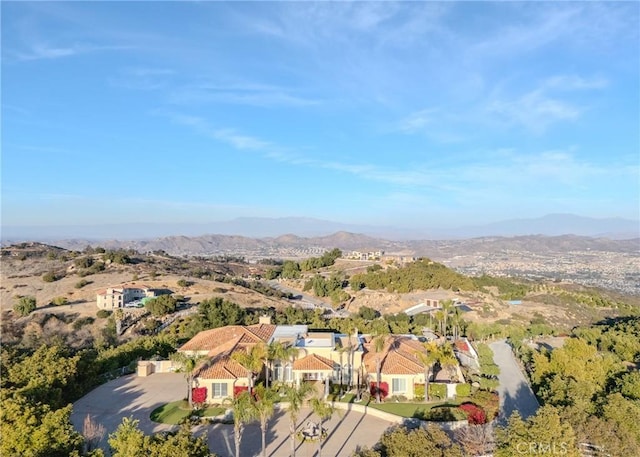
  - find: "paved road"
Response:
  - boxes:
[72,373,393,457]
[490,340,539,424]
[266,280,350,317]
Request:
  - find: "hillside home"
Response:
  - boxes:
[96,284,156,310]
[177,320,464,404]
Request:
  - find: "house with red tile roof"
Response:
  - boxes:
[177,320,464,403]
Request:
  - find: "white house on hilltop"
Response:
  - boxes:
[96,285,156,310]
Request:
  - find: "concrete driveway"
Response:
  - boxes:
[490,340,539,424]
[72,373,394,456]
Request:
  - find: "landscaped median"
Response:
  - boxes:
[150,400,226,424]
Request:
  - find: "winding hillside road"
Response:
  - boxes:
[490,340,539,425]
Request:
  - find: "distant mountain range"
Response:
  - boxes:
[2,213,638,243]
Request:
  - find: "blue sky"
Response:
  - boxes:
[2,1,639,231]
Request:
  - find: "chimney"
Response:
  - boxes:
[259,315,272,325]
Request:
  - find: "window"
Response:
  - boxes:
[212,383,228,398]
[392,378,406,394]
[284,364,292,382]
[273,362,283,382]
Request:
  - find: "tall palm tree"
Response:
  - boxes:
[226,391,257,457]
[434,310,446,336]
[251,385,278,457]
[372,333,387,403]
[451,306,463,341]
[440,299,454,337]
[170,352,207,408]
[310,396,335,457]
[266,340,298,387]
[232,343,267,395]
[416,341,440,402]
[280,382,314,457]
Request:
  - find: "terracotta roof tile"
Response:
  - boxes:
[180,325,268,352]
[362,336,429,376]
[293,354,334,371]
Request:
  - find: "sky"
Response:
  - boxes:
[2,1,639,233]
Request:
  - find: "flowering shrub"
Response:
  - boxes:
[192,387,207,406]
[233,386,248,398]
[370,382,389,400]
[459,402,487,425]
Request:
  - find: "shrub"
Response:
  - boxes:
[459,403,487,424]
[177,279,193,288]
[72,316,95,330]
[471,390,499,420]
[74,257,94,269]
[192,387,207,406]
[456,383,471,398]
[13,296,36,316]
[425,406,467,421]
[75,279,90,289]
[42,271,58,282]
[370,382,389,400]
[414,383,425,401]
[96,309,112,319]
[428,383,447,400]
[51,296,68,306]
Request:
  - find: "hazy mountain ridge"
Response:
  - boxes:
[3,214,638,242]
[41,232,640,259]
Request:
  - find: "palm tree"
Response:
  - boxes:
[437,343,459,382]
[232,343,267,395]
[416,341,440,402]
[251,385,278,457]
[440,299,454,337]
[266,340,297,388]
[451,306,463,341]
[170,352,207,408]
[280,382,314,457]
[434,310,446,336]
[310,396,335,457]
[226,391,257,457]
[372,333,387,403]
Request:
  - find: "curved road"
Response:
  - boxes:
[490,340,539,425]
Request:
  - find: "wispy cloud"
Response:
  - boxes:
[14,42,133,61]
[488,90,582,133]
[168,82,322,108]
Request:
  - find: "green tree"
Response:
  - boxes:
[252,385,278,457]
[495,406,580,457]
[232,343,267,395]
[372,332,387,403]
[310,396,335,457]
[108,417,147,456]
[13,295,36,316]
[145,295,178,317]
[8,344,80,408]
[379,424,463,457]
[281,260,301,279]
[0,398,84,457]
[227,391,258,457]
[416,341,440,402]
[280,382,314,457]
[169,352,207,408]
[198,297,246,329]
[266,340,297,388]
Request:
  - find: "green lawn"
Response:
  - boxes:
[150,401,226,424]
[368,400,464,420]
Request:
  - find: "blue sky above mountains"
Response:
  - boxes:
[2,2,639,231]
